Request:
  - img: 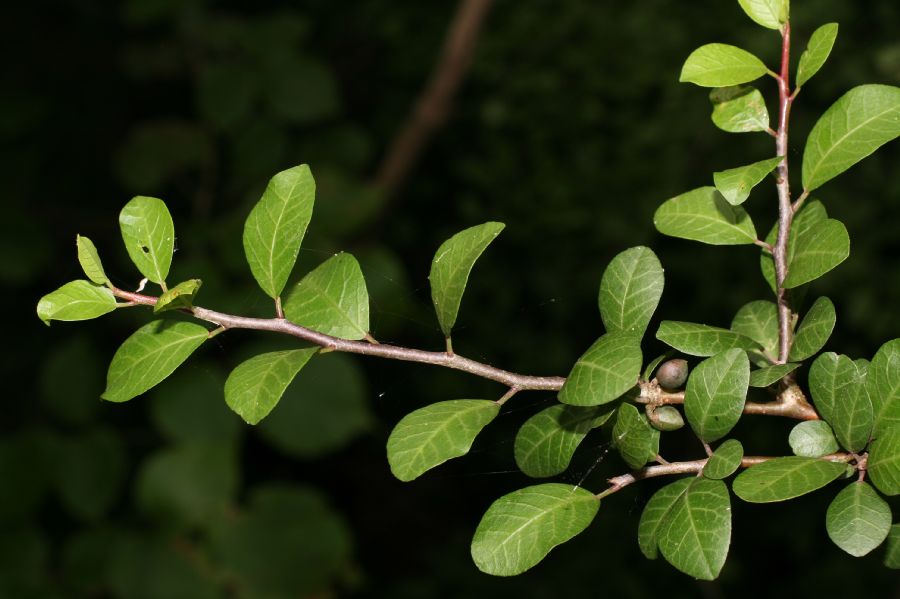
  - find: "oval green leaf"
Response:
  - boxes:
[868,339,900,435]
[868,427,900,496]
[514,404,614,478]
[749,363,800,388]
[598,246,664,337]
[558,332,642,406]
[885,524,900,569]
[783,218,850,288]
[119,196,175,285]
[733,456,846,503]
[802,84,900,192]
[76,235,108,285]
[731,300,778,358]
[679,44,769,87]
[790,297,836,361]
[429,222,505,338]
[737,0,788,30]
[471,483,599,576]
[243,164,316,299]
[387,400,499,482]
[656,320,759,357]
[704,439,744,479]
[826,481,891,557]
[713,156,783,206]
[654,187,757,245]
[760,199,828,292]
[638,478,692,559]
[789,421,839,458]
[612,403,660,470]
[283,252,370,340]
[710,85,770,133]
[37,280,117,326]
[809,352,865,435]
[796,23,839,88]
[102,320,208,403]
[833,360,873,453]
[685,348,750,442]
[153,279,202,314]
[224,349,318,425]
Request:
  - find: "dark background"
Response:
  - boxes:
[3,0,900,597]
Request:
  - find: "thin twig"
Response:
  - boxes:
[635,381,818,421]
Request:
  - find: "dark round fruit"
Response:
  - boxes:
[656,358,689,390]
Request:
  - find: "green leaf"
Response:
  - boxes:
[730,300,778,357]
[733,456,846,502]
[868,427,900,496]
[703,439,744,479]
[868,339,900,435]
[679,44,769,87]
[612,403,660,469]
[471,483,599,576]
[643,352,674,382]
[119,196,175,285]
[598,246,664,337]
[37,280,117,325]
[283,252,369,340]
[713,156,783,206]
[153,279,201,314]
[514,404,614,478]
[637,478,692,559]
[429,222,505,338]
[387,400,499,482]
[789,421,839,457]
[710,86,770,133]
[790,297,836,361]
[809,352,865,433]
[684,349,750,442]
[749,363,800,388]
[224,349,318,425]
[833,360,873,453]
[558,332,642,406]
[826,481,892,557]
[737,0,788,30]
[656,320,759,357]
[76,235,108,285]
[243,164,316,299]
[796,23,839,88]
[102,320,208,403]
[885,524,900,569]
[760,199,828,291]
[654,187,757,245]
[783,218,850,288]
[657,478,731,580]
[802,84,900,192]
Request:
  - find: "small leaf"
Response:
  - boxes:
[656,320,759,357]
[638,478,692,559]
[802,84,900,192]
[737,0,788,30]
[809,352,864,431]
[153,279,201,314]
[102,320,208,403]
[37,280,117,325]
[885,524,900,569]
[684,348,750,442]
[76,235,108,285]
[730,300,778,358]
[703,439,744,479]
[283,252,369,340]
[654,187,757,245]
[657,478,731,580]
[713,156,783,205]
[243,164,316,299]
[710,86,770,133]
[867,427,900,496]
[789,421,839,457]
[119,196,175,285]
[429,222,505,338]
[514,404,613,478]
[868,339,900,435]
[558,332,642,406]
[790,297,836,361]
[733,456,846,503]
[826,481,892,557]
[679,44,769,87]
[783,218,850,288]
[598,246,664,337]
[387,400,499,482]
[749,363,800,388]
[471,483,599,576]
[224,349,317,425]
[612,403,660,470]
[796,23,839,88]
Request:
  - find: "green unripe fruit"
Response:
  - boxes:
[656,358,689,390]
[646,405,685,431]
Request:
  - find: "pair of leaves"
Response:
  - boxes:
[655,187,757,246]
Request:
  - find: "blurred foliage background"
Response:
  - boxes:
[3,0,900,597]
